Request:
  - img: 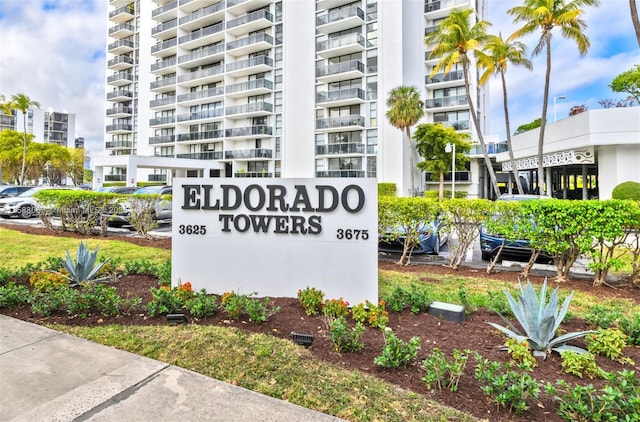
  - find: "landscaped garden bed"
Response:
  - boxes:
[1,223,639,422]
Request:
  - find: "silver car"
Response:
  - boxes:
[0,186,76,219]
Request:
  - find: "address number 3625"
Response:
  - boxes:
[178,224,206,235]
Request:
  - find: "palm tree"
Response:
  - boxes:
[508,0,599,195]
[630,0,640,48]
[425,8,501,199]
[476,33,533,195]
[385,86,425,196]
[8,93,40,185]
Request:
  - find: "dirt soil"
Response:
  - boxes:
[2,223,639,422]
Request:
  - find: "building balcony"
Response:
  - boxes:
[225,56,273,77]
[176,109,224,123]
[177,44,224,67]
[316,59,364,84]
[179,0,220,13]
[151,0,177,20]
[177,87,224,106]
[179,2,225,30]
[108,23,135,39]
[425,171,471,183]
[316,115,365,131]
[150,96,176,109]
[234,171,272,178]
[151,57,176,73]
[316,6,365,34]
[317,0,354,11]
[106,106,133,118]
[150,76,177,92]
[226,9,273,36]
[149,116,176,127]
[226,33,273,57]
[109,0,131,8]
[316,142,365,155]
[177,130,223,142]
[225,148,272,159]
[107,55,134,70]
[425,95,468,109]
[105,124,133,134]
[468,142,508,156]
[425,70,464,85]
[424,0,470,19]
[316,33,365,59]
[154,153,175,158]
[107,72,134,86]
[177,65,224,87]
[151,18,177,39]
[148,174,168,182]
[109,4,134,24]
[178,22,224,50]
[104,174,127,182]
[225,125,273,139]
[434,119,470,131]
[316,87,365,107]
[151,38,177,56]
[149,134,175,145]
[107,39,134,54]
[226,0,271,15]
[106,89,133,102]
[105,140,133,149]
[225,79,272,98]
[316,170,365,178]
[225,102,272,118]
[176,151,223,160]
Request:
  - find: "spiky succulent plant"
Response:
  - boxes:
[487,278,595,359]
[60,242,109,287]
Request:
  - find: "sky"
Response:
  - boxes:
[0,0,638,162]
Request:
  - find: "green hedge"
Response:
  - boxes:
[378,183,397,197]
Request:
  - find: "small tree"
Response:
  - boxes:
[414,123,471,200]
[610,64,640,104]
[385,86,425,196]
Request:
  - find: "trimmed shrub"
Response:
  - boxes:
[611,181,640,200]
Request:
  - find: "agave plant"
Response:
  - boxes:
[487,278,595,359]
[59,242,110,287]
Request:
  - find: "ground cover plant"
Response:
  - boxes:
[1,224,639,422]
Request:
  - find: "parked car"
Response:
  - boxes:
[379,219,448,255]
[106,185,172,227]
[480,194,551,261]
[94,186,138,194]
[0,186,77,219]
[0,185,32,199]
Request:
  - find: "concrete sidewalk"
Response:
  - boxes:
[0,315,344,422]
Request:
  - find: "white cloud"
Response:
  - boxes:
[0,0,107,157]
[487,0,640,139]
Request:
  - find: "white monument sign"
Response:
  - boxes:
[171,178,378,304]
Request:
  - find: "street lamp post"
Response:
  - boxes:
[553,95,566,122]
[445,142,455,199]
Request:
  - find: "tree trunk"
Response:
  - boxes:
[631,0,640,48]
[20,114,28,185]
[501,71,525,195]
[439,171,444,200]
[537,41,552,196]
[462,62,501,198]
[405,127,415,197]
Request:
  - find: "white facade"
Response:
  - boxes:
[99,0,487,196]
[495,107,640,200]
[2,108,76,148]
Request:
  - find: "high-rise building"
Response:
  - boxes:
[0,108,76,149]
[96,0,491,197]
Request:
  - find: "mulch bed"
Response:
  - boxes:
[1,223,639,422]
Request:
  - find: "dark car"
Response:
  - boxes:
[0,185,32,199]
[480,194,551,261]
[379,219,448,255]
